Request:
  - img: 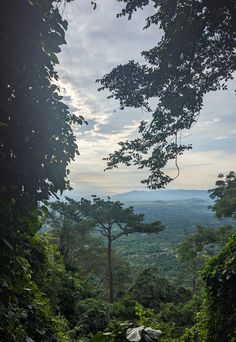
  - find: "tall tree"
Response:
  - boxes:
[183,175,236,341]
[177,225,233,293]
[49,201,96,271]
[209,171,236,218]
[49,200,133,299]
[200,232,236,342]
[0,0,83,262]
[184,232,236,342]
[75,196,164,303]
[130,266,182,310]
[0,1,82,339]
[0,0,83,206]
[98,0,236,188]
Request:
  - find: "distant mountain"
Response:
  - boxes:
[111,189,210,202]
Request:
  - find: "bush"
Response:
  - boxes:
[69,299,111,338]
[181,233,236,342]
[130,266,184,310]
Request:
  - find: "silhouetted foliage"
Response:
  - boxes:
[0,1,82,340]
[0,0,83,206]
[98,0,236,188]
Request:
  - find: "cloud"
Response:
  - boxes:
[166,149,236,189]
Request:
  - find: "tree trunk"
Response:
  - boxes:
[192,270,196,295]
[107,231,113,303]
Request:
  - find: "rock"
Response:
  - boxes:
[144,327,162,341]
[120,322,134,327]
[126,326,144,341]
[142,333,153,342]
[126,325,162,341]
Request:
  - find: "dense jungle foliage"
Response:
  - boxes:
[0,1,236,341]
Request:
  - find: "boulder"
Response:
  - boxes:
[126,326,144,341]
[126,326,162,342]
[142,333,153,342]
[144,327,162,341]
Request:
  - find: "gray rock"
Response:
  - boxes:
[126,326,144,341]
[126,326,162,342]
[143,333,153,342]
[144,327,162,340]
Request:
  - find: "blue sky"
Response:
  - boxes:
[57,0,236,196]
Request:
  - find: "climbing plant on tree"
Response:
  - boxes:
[0,0,83,206]
[0,1,83,339]
[98,0,236,188]
[177,225,233,294]
[201,232,236,342]
[182,174,236,341]
[183,232,236,342]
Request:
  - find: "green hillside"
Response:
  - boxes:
[114,199,234,284]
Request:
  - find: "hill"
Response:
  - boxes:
[111,189,210,202]
[113,198,234,285]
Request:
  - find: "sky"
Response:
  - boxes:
[57,0,236,196]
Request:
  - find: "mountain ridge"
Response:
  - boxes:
[111,189,210,202]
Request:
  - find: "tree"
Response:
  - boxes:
[183,233,236,342]
[98,0,236,188]
[49,201,96,271]
[130,266,181,310]
[0,1,83,339]
[209,171,236,218]
[0,0,81,263]
[200,232,236,342]
[0,0,83,206]
[182,175,236,341]
[49,200,132,299]
[76,196,164,303]
[177,225,233,293]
